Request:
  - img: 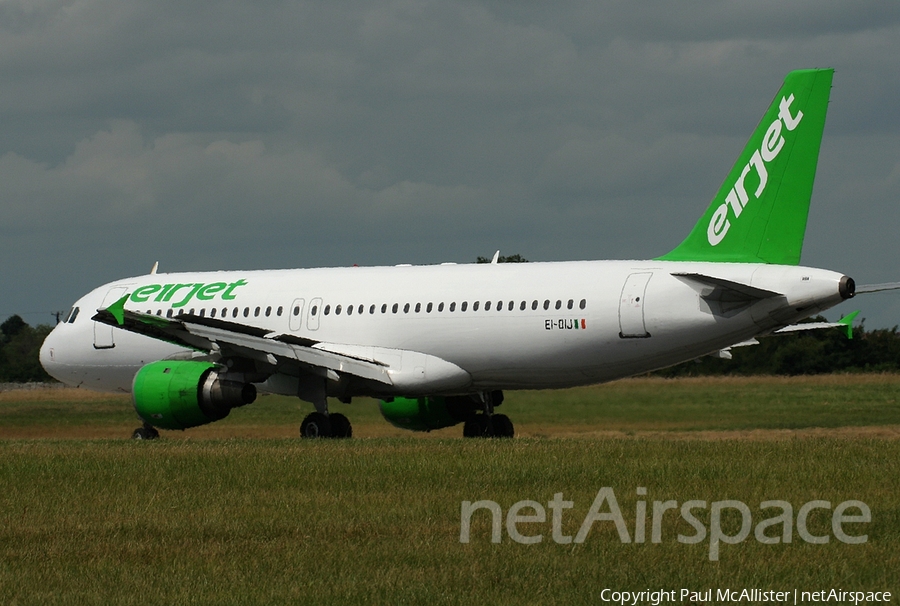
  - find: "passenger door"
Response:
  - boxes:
[94,286,130,349]
[618,273,652,338]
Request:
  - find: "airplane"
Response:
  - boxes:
[39,68,899,440]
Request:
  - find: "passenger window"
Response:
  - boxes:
[543,300,550,310]
[461,301,468,312]
[438,302,445,312]
[336,305,343,315]
[166,309,174,318]
[381,304,387,313]
[266,306,272,317]
[199,309,206,317]
[210,309,217,318]
[415,303,421,313]
[358,305,364,315]
[254,307,260,317]
[426,302,433,313]
[580,299,586,310]
[392,303,399,313]
[508,301,514,311]
[311,305,318,316]
[485,301,491,311]
[232,308,238,318]
[277,306,283,316]
[347,305,353,316]
[450,302,456,312]
[555,300,561,310]
[473,301,480,311]
[567,299,573,310]
[531,300,538,310]
[324,305,331,316]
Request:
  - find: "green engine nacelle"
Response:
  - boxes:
[131,360,256,430]
[379,396,463,432]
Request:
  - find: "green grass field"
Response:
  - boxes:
[1,375,899,604]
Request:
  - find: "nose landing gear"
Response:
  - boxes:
[131,423,160,440]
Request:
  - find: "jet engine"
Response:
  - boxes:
[379,395,479,432]
[131,360,256,430]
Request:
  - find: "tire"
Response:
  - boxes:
[329,413,353,439]
[463,415,492,438]
[491,414,514,438]
[300,412,332,438]
[132,427,153,440]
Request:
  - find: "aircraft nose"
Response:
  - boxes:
[39,325,65,382]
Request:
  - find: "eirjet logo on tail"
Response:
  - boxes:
[707,94,804,246]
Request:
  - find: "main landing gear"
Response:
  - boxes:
[462,391,514,438]
[131,423,160,440]
[300,411,353,439]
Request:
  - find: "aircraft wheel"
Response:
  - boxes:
[491,414,514,438]
[132,425,160,440]
[300,412,332,438]
[329,413,353,439]
[463,415,492,438]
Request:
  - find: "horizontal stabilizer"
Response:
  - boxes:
[672,273,782,300]
[856,282,900,294]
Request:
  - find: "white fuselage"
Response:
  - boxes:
[40,260,848,396]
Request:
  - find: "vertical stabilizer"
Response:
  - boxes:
[658,69,833,265]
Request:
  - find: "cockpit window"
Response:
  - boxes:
[66,307,80,323]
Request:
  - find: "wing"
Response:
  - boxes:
[92,295,393,385]
[711,311,859,360]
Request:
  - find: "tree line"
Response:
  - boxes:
[0,316,53,382]
[654,317,900,377]
[2,309,898,384]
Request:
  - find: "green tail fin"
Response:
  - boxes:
[658,68,833,265]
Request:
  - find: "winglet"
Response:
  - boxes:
[838,310,859,339]
[105,294,130,326]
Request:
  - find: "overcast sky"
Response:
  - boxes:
[2,0,899,329]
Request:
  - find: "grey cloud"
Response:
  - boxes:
[1,0,899,329]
